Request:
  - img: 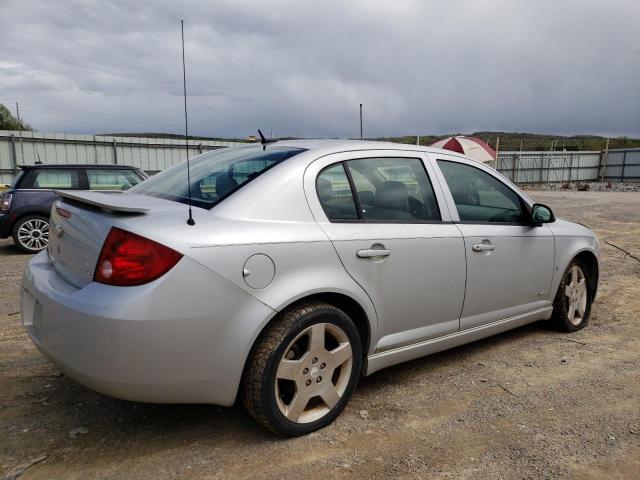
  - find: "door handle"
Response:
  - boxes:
[357,248,392,258]
[472,243,495,252]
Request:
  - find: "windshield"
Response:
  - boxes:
[129,145,305,209]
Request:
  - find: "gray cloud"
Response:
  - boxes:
[1,0,638,137]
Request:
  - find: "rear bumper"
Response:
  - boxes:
[22,250,275,406]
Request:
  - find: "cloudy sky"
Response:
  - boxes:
[1,0,639,138]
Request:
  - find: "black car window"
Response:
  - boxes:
[437,160,526,223]
[22,169,81,189]
[345,158,441,222]
[316,163,359,220]
[87,169,143,191]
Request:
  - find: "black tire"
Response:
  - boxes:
[242,301,362,436]
[549,258,593,332]
[12,214,50,254]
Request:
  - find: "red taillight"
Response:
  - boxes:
[94,227,183,286]
[55,206,72,218]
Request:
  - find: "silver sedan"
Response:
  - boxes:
[21,140,599,436]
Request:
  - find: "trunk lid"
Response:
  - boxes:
[48,191,192,288]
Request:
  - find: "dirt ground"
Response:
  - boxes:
[1,191,639,480]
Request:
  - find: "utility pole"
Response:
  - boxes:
[15,103,25,164]
[359,103,363,140]
[416,136,420,146]
[494,136,500,170]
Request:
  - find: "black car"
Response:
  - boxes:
[0,164,147,253]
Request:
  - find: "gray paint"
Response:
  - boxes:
[22,140,600,405]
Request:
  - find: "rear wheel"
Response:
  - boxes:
[242,302,362,436]
[12,215,50,253]
[549,259,592,332]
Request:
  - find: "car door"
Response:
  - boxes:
[304,150,466,353]
[432,154,555,330]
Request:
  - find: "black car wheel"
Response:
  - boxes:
[549,258,593,332]
[242,301,362,436]
[12,215,50,253]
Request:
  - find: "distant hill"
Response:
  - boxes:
[102,131,640,151]
[375,132,640,151]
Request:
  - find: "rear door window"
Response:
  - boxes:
[87,169,143,191]
[346,157,441,222]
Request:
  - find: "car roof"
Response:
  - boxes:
[18,164,140,171]
[264,139,465,158]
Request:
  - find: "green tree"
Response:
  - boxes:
[0,103,32,131]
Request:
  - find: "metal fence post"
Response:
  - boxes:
[569,153,573,183]
[620,151,627,182]
[112,139,118,164]
[539,154,544,183]
[10,134,18,174]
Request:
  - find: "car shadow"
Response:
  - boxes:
[0,240,27,256]
[22,321,549,454]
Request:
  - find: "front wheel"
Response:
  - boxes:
[549,259,592,332]
[242,302,362,436]
[12,215,50,253]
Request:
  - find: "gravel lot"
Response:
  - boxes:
[1,191,639,480]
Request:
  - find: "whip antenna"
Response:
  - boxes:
[181,19,195,226]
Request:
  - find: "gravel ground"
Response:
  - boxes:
[1,191,639,480]
[520,182,640,192]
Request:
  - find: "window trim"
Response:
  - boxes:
[316,156,444,224]
[436,158,533,226]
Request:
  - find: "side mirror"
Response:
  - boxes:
[531,203,555,225]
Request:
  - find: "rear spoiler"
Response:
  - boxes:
[55,190,149,214]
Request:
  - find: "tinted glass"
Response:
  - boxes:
[346,157,441,222]
[130,146,305,209]
[24,169,80,189]
[9,171,25,188]
[437,160,525,223]
[87,169,143,191]
[316,164,359,220]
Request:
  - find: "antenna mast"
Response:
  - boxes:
[181,20,195,226]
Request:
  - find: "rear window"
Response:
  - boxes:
[129,146,305,209]
[9,170,25,188]
[21,169,81,189]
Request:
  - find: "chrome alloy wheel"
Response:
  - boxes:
[565,265,588,326]
[275,322,353,423]
[17,218,50,251]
